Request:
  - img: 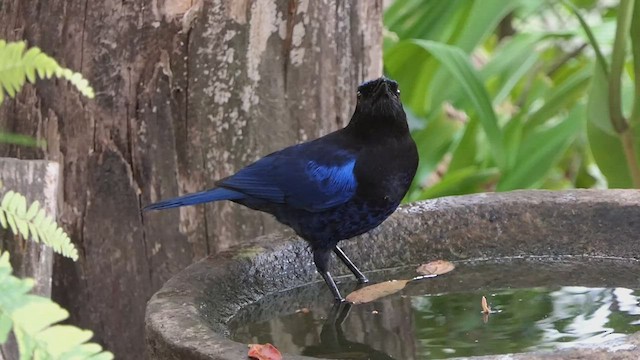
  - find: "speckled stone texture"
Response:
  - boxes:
[145,190,640,359]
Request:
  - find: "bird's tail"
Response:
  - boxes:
[143,187,245,211]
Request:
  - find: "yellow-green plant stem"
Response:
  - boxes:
[610,0,640,187]
[621,130,640,187]
[609,0,634,133]
[563,0,610,75]
[631,0,640,127]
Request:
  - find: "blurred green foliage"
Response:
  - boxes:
[385,0,640,200]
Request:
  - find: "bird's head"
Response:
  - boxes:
[347,77,408,138]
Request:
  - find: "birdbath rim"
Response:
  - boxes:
[145,189,640,360]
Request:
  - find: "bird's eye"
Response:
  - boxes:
[396,89,401,96]
[357,91,362,98]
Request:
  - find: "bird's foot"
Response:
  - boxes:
[356,276,369,284]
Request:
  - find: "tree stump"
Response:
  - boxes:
[0,1,383,358]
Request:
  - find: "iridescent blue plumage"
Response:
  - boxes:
[144,77,418,301]
[217,144,357,212]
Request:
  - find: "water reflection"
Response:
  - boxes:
[301,302,398,359]
[230,259,640,359]
[232,280,419,359]
[537,287,640,349]
[412,287,640,358]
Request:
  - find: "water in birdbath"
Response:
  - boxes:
[229,256,640,359]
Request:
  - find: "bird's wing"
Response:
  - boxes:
[216,143,358,212]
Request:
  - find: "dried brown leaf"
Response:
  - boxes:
[481,296,491,314]
[248,343,282,360]
[483,312,490,324]
[345,279,410,304]
[416,260,455,276]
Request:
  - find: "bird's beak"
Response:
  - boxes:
[373,80,390,99]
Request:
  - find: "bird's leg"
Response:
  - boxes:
[314,249,344,302]
[333,246,369,284]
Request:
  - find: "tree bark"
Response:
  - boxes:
[0,0,382,358]
[0,158,59,360]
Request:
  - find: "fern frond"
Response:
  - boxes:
[0,40,94,104]
[0,252,113,359]
[0,190,78,261]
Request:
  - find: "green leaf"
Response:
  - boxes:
[0,251,113,359]
[524,67,591,131]
[0,190,79,260]
[36,325,93,357]
[562,0,610,76]
[448,116,480,172]
[6,207,18,235]
[587,119,631,187]
[502,114,525,171]
[492,53,539,107]
[25,200,39,221]
[480,33,542,85]
[419,167,500,199]
[0,40,94,105]
[450,0,521,53]
[385,0,468,43]
[12,297,68,334]
[16,218,29,239]
[586,59,633,187]
[0,313,11,343]
[385,42,439,113]
[0,209,6,229]
[631,0,640,127]
[1,190,13,208]
[411,105,465,186]
[587,64,617,134]
[498,104,585,190]
[407,40,506,169]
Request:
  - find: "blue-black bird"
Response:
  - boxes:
[144,77,418,301]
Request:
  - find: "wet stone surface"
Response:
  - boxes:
[145,190,640,359]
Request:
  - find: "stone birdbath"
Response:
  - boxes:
[146,190,640,359]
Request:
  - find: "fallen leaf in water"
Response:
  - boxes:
[346,260,456,304]
[345,279,409,304]
[416,260,455,276]
[483,312,490,324]
[481,296,491,314]
[248,343,282,360]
